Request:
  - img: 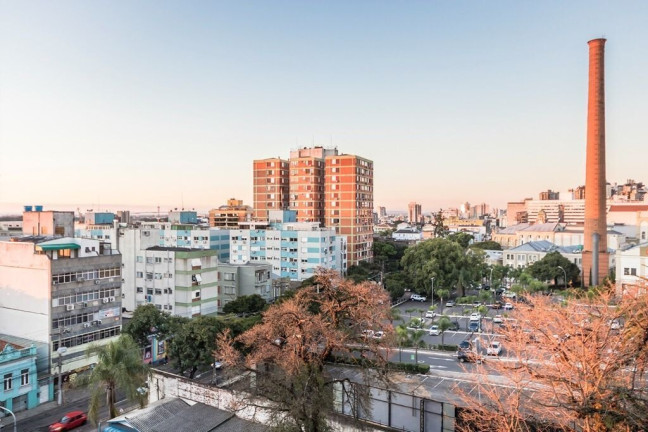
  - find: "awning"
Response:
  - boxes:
[37,243,81,251]
[190,258,202,268]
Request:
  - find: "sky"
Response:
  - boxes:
[1,1,647,215]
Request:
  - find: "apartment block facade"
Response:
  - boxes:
[253,158,290,220]
[254,147,373,266]
[229,210,346,281]
[0,237,122,376]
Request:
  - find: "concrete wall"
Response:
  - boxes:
[0,242,51,343]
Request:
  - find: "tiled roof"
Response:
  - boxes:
[496,223,530,235]
[508,241,585,254]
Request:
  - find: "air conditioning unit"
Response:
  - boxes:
[66,304,74,311]
[101,298,109,303]
[83,323,91,328]
[95,320,102,325]
[77,277,85,282]
[108,296,116,302]
[53,280,58,285]
[94,280,101,285]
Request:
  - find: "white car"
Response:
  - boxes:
[469,312,481,321]
[504,302,513,310]
[487,341,502,356]
[493,315,503,324]
[425,310,436,318]
[410,294,427,302]
[445,301,455,307]
[372,331,384,339]
[429,325,441,336]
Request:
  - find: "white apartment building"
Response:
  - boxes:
[0,237,122,374]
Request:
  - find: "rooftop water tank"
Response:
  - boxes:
[35,205,43,211]
[24,205,33,212]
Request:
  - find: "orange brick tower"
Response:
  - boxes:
[582,38,609,286]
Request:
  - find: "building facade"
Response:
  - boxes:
[208,199,253,228]
[0,237,123,376]
[253,158,290,220]
[254,147,373,266]
[229,211,345,281]
[216,262,273,308]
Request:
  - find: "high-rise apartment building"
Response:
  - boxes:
[252,158,290,220]
[208,198,252,228]
[324,152,374,266]
[253,147,373,266]
[408,202,422,224]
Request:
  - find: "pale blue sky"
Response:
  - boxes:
[1,1,647,214]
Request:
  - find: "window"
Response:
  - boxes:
[137,287,143,293]
[155,257,162,263]
[224,273,235,281]
[21,369,29,386]
[3,373,12,391]
[136,272,143,278]
[136,256,143,263]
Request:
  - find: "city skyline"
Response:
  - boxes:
[2,2,648,213]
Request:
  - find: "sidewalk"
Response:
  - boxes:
[14,384,90,423]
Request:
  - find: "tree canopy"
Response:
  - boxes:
[218,270,393,431]
[166,315,225,378]
[527,251,580,287]
[401,238,485,298]
[222,294,267,315]
[448,232,474,248]
[123,304,170,348]
[469,240,502,251]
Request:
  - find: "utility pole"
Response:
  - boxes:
[56,328,69,405]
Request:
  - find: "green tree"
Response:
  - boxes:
[82,335,150,424]
[222,294,267,315]
[409,329,427,364]
[395,324,409,363]
[436,315,453,346]
[431,211,449,238]
[167,315,225,378]
[436,288,450,306]
[448,232,474,248]
[469,241,503,251]
[384,271,409,300]
[527,251,580,287]
[123,304,169,348]
[402,238,485,298]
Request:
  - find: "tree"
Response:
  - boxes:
[167,315,225,378]
[431,210,449,238]
[384,271,409,300]
[436,315,453,346]
[123,304,169,348]
[218,270,393,432]
[82,335,150,424]
[527,251,580,287]
[470,241,503,251]
[402,238,485,298]
[456,286,648,431]
[448,232,474,249]
[408,329,427,364]
[395,324,409,363]
[436,288,450,306]
[222,294,267,315]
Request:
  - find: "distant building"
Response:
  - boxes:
[502,241,588,271]
[22,207,74,237]
[254,147,373,266]
[215,262,273,308]
[615,243,648,296]
[229,210,346,281]
[378,206,387,218]
[392,227,423,242]
[408,202,422,224]
[208,198,252,228]
[539,190,560,200]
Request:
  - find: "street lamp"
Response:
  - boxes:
[558,266,567,288]
[57,346,67,405]
[0,406,17,432]
[430,277,435,305]
[489,268,494,289]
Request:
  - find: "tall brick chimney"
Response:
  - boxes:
[582,38,609,286]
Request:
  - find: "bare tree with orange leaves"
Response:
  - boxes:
[455,284,648,432]
[217,269,394,432]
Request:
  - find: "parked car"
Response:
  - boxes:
[429,325,441,336]
[504,302,514,310]
[495,287,505,296]
[469,312,481,321]
[472,301,482,307]
[457,350,483,363]
[458,340,473,351]
[212,361,223,370]
[372,330,385,339]
[425,310,436,318]
[410,294,427,302]
[491,301,503,310]
[487,341,502,356]
[448,321,461,331]
[468,321,481,332]
[445,300,455,307]
[49,411,87,432]
[493,315,503,324]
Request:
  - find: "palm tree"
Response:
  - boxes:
[395,324,409,362]
[436,289,450,308]
[82,335,150,423]
[437,316,453,346]
[409,330,427,364]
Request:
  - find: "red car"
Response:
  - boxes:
[49,411,87,431]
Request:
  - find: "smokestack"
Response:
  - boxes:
[582,38,609,286]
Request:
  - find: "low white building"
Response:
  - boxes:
[392,228,423,242]
[502,240,591,271]
[615,243,648,295]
